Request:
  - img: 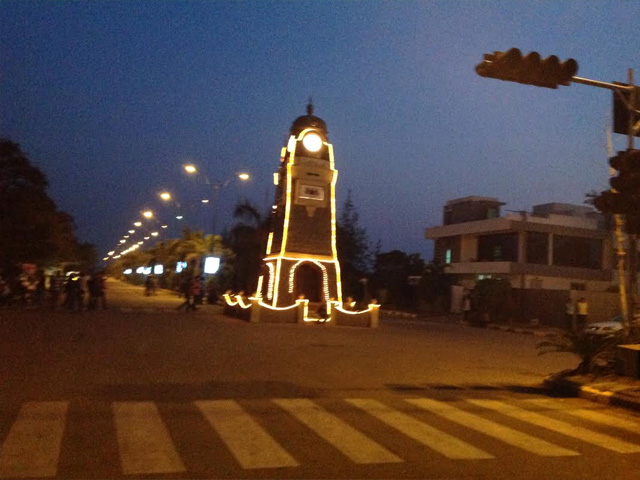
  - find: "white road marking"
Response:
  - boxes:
[195,400,298,469]
[0,401,68,478]
[407,398,578,456]
[468,399,640,454]
[113,401,185,475]
[274,398,402,464]
[346,398,493,460]
[524,398,640,433]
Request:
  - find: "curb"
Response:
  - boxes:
[579,385,640,413]
[382,310,419,319]
[544,376,640,413]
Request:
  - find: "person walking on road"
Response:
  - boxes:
[565,298,575,331]
[177,272,195,311]
[576,297,588,332]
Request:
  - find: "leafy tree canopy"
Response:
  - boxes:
[0,139,82,269]
[337,191,372,298]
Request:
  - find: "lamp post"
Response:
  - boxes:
[183,164,250,235]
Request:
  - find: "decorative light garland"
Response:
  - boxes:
[266,262,275,300]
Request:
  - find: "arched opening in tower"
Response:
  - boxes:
[294,263,323,303]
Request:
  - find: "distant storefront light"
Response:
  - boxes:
[154,265,164,275]
[204,256,220,274]
[123,269,133,275]
[136,267,145,274]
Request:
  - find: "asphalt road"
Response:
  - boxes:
[0,279,639,479]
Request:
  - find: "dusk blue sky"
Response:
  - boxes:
[1,1,638,262]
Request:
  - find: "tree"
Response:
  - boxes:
[419,260,453,310]
[371,250,424,308]
[537,332,621,375]
[337,191,372,300]
[227,201,269,293]
[0,139,81,269]
[474,277,513,323]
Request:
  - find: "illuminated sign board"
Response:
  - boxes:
[204,256,220,274]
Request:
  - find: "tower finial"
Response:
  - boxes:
[307,96,313,116]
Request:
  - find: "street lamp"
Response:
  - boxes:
[183,164,251,234]
[143,210,153,219]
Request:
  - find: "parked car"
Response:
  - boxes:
[584,315,624,336]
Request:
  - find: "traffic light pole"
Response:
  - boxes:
[476,49,640,334]
[626,69,637,333]
[573,69,638,334]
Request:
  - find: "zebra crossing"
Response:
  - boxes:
[0,395,639,477]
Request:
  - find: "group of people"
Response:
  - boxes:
[0,269,107,311]
[63,271,108,311]
[565,297,589,333]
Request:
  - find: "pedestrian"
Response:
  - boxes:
[34,269,46,307]
[565,298,576,331]
[78,272,90,312]
[316,301,329,322]
[0,274,10,308]
[49,271,62,309]
[95,271,107,309]
[177,272,194,311]
[144,275,154,296]
[344,296,356,311]
[64,274,79,311]
[195,276,205,305]
[88,273,103,310]
[576,297,588,332]
[462,293,472,323]
[189,276,201,310]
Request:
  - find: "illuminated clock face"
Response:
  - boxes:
[302,133,323,152]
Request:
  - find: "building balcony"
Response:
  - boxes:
[444,261,613,282]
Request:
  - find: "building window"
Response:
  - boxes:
[526,232,548,265]
[445,248,452,264]
[570,283,586,291]
[478,233,518,262]
[553,235,602,270]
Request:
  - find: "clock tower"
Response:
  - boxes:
[257,104,343,307]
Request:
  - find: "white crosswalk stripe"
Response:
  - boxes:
[274,398,402,464]
[1,395,640,477]
[523,398,640,433]
[195,400,299,469]
[468,399,640,454]
[346,398,494,460]
[0,401,68,479]
[113,401,186,475]
[406,398,579,457]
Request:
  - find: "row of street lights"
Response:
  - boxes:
[103,163,251,262]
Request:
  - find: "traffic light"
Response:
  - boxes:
[475,48,578,89]
[592,149,640,232]
[592,190,630,215]
[609,149,640,196]
[612,82,640,137]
